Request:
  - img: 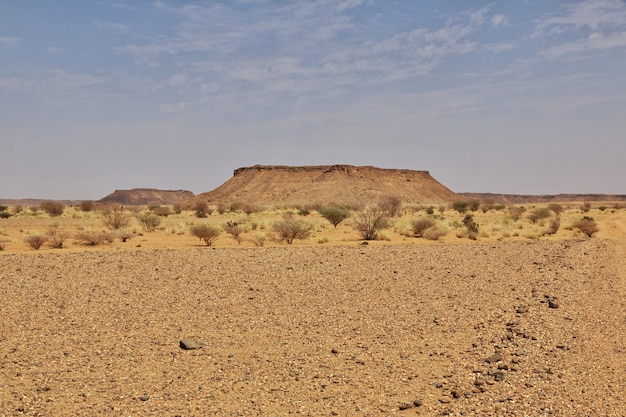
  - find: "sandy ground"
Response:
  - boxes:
[1,234,625,416]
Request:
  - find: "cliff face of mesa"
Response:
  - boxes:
[189,165,460,208]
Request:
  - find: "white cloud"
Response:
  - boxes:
[47,46,61,53]
[167,73,186,87]
[160,102,188,113]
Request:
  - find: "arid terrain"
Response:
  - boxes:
[1,166,625,416]
[0,202,625,416]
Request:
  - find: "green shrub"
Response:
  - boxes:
[137,212,162,232]
[0,211,10,219]
[462,214,479,240]
[272,216,313,244]
[451,201,469,214]
[527,207,552,224]
[319,206,350,228]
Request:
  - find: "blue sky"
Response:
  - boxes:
[1,0,625,200]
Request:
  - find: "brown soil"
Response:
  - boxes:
[1,232,625,416]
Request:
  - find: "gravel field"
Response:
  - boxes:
[1,239,625,416]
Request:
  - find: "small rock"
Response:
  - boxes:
[485,352,502,364]
[413,399,423,407]
[139,395,149,401]
[493,371,505,382]
[398,402,414,410]
[179,339,202,350]
[516,306,529,314]
[331,348,339,354]
[439,397,451,404]
[548,299,560,309]
[451,389,463,399]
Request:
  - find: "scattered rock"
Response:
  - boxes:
[548,299,560,309]
[452,389,463,399]
[179,339,202,350]
[139,395,149,401]
[485,352,503,364]
[516,305,529,314]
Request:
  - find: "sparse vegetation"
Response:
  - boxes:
[0,211,10,219]
[25,234,48,249]
[272,216,313,244]
[423,226,447,241]
[152,206,171,217]
[352,203,390,240]
[319,206,350,228]
[190,224,220,246]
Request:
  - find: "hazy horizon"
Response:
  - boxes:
[1,1,625,200]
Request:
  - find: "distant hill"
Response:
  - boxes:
[98,188,195,206]
[187,164,460,208]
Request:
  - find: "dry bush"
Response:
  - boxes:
[543,217,561,236]
[25,234,48,249]
[480,199,496,213]
[41,200,65,217]
[152,206,171,217]
[379,195,403,217]
[352,204,390,241]
[136,212,162,232]
[411,217,436,238]
[224,220,244,244]
[75,231,114,246]
[116,230,134,242]
[47,226,70,248]
[102,204,132,230]
[79,200,97,212]
[190,224,220,246]
[272,216,313,244]
[194,202,209,218]
[0,211,10,219]
[507,206,526,221]
[319,206,350,228]
[580,201,592,213]
[468,199,481,212]
[249,233,266,247]
[572,217,598,237]
[423,227,447,241]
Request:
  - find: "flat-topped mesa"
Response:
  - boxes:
[190,164,459,208]
[233,164,431,176]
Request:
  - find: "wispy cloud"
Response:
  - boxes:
[491,14,508,28]
[94,21,131,34]
[0,36,20,46]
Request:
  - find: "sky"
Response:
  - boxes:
[1,0,625,200]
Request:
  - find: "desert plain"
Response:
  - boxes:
[0,203,625,416]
